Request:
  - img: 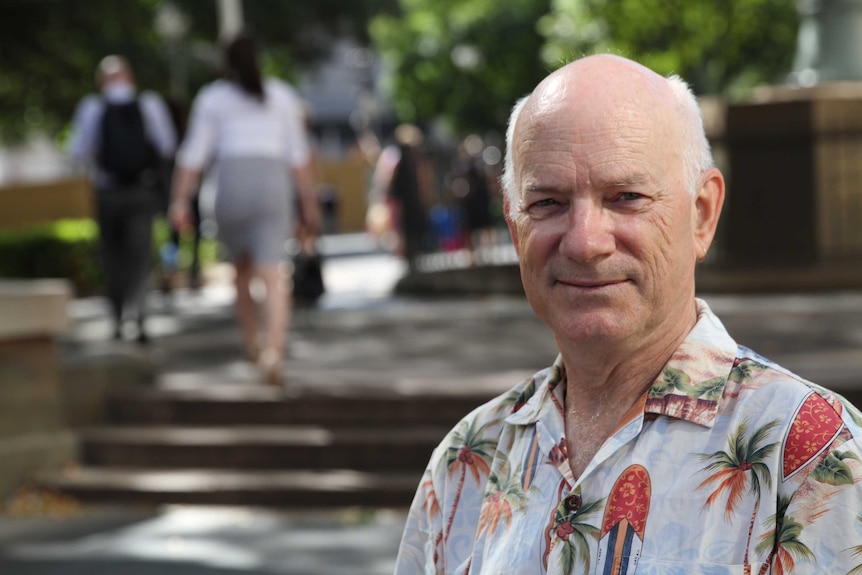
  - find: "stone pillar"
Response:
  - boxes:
[724,84,862,265]
[721,0,862,266]
[0,280,76,499]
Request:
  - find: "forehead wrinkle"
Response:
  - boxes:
[520,115,659,191]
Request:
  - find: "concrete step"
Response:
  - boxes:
[79,425,445,471]
[39,467,421,508]
[106,387,492,428]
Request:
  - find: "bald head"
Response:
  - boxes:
[502,55,712,218]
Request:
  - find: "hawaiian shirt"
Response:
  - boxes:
[394,299,862,574]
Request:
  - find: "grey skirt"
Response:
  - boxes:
[214,156,295,264]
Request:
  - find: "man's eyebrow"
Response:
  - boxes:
[520,172,653,193]
[521,181,567,194]
[593,173,651,189]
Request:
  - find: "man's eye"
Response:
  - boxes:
[617,192,643,202]
[534,198,559,207]
[523,197,563,218]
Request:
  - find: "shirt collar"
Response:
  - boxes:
[505,356,565,426]
[643,298,738,427]
[505,298,738,429]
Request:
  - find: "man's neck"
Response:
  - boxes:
[559,305,698,478]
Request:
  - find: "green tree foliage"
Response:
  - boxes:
[370,0,798,136]
[0,0,163,142]
[0,0,395,143]
[538,0,800,97]
[370,0,551,136]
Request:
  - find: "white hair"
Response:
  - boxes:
[500,73,714,220]
[500,95,530,220]
[666,74,715,196]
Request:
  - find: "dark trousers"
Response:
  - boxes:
[96,184,154,334]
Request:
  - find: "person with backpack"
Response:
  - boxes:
[67,55,177,343]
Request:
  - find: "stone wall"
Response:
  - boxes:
[0,280,75,499]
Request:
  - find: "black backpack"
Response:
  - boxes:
[98,98,159,185]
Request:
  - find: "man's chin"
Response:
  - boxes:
[547,311,630,345]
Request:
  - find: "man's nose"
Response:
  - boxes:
[559,200,615,263]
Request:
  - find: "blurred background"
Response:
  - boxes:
[1,0,862,574]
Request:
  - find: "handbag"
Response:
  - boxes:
[292,251,325,305]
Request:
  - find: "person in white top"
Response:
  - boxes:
[170,32,320,386]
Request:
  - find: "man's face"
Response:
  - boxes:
[507,72,705,350]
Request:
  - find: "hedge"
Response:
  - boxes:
[0,219,218,297]
[0,219,102,296]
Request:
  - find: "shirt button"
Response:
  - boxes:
[564,493,582,511]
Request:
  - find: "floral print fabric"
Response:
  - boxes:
[395,299,862,574]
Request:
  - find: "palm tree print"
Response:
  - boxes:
[420,470,440,517]
[697,419,781,567]
[418,471,446,568]
[443,418,496,542]
[477,460,529,537]
[755,495,815,575]
[756,448,860,575]
[544,492,603,575]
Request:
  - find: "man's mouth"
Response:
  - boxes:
[555,278,628,290]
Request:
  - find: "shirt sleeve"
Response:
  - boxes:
[140,91,177,160]
[176,88,217,171]
[394,467,445,575]
[65,94,102,165]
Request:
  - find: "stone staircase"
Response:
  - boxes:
[39,384,494,509]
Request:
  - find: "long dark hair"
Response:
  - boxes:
[224,32,265,102]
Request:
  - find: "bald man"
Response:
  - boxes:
[394,54,862,574]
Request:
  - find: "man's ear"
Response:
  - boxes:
[692,167,725,258]
[503,197,520,257]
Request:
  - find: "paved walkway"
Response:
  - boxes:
[2,251,420,575]
[0,507,408,575]
[2,247,861,574]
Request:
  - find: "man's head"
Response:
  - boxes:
[502,54,724,351]
[96,55,134,88]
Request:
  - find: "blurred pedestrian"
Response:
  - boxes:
[366,124,434,267]
[170,32,320,387]
[395,54,862,573]
[67,55,176,343]
[445,135,495,263]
